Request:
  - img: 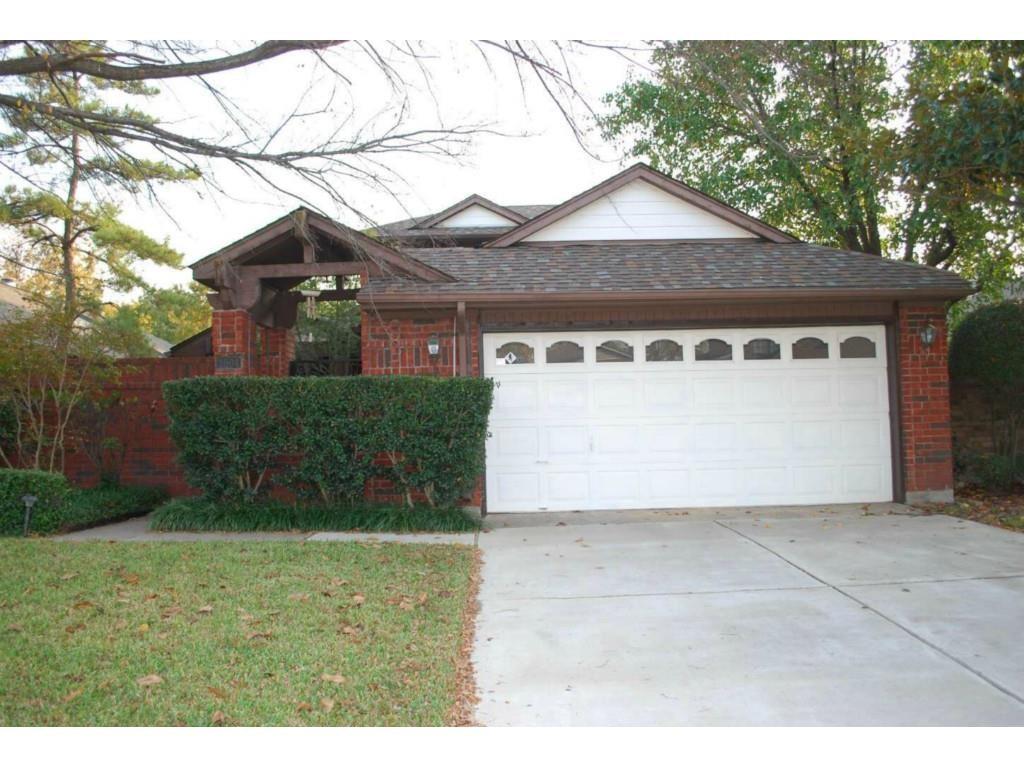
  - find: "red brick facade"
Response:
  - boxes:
[211,309,296,376]
[897,302,955,502]
[65,357,213,496]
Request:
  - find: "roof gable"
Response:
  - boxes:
[191,208,453,285]
[486,164,797,247]
[416,194,527,229]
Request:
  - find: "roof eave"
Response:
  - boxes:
[357,285,975,307]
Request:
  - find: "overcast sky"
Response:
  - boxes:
[113,42,650,292]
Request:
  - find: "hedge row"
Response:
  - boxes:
[163,376,495,507]
[0,470,167,536]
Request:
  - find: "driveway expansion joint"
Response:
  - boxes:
[714,519,1024,708]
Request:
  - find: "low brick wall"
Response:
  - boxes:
[64,356,212,495]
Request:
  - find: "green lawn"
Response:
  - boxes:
[0,540,477,726]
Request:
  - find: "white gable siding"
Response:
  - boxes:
[435,204,518,228]
[522,179,758,242]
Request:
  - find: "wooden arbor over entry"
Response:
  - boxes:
[190,208,452,375]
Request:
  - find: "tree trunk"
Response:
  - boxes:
[60,128,82,316]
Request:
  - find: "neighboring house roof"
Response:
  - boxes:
[378,204,555,234]
[0,279,32,320]
[486,163,798,247]
[415,194,529,228]
[358,241,973,303]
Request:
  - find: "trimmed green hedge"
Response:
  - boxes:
[163,376,495,507]
[0,470,166,536]
[59,486,168,532]
[0,470,70,536]
[149,496,481,533]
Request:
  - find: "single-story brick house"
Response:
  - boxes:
[189,163,972,513]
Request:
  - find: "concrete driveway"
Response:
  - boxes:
[473,505,1024,725]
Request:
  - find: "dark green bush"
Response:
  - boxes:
[1,472,167,536]
[164,377,295,501]
[163,375,495,507]
[149,496,481,533]
[950,302,1024,460]
[60,485,168,532]
[955,449,1023,491]
[0,469,70,535]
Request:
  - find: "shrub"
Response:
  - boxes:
[950,301,1024,480]
[163,376,495,508]
[149,496,481,533]
[59,485,168,532]
[164,377,295,501]
[0,469,70,536]
[955,450,1023,492]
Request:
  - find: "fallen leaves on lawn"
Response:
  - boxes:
[72,600,94,611]
[288,593,309,602]
[207,686,229,700]
[62,688,84,704]
[246,630,273,641]
[320,698,335,712]
[64,623,85,634]
[351,594,366,606]
[212,710,227,725]
[295,702,312,713]
[196,605,213,615]
[320,673,346,684]
[136,674,163,687]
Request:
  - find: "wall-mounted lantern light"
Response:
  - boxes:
[919,323,937,348]
[427,334,440,358]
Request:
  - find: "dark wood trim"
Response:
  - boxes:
[886,317,907,503]
[358,286,971,307]
[417,194,528,229]
[485,163,798,247]
[240,262,369,278]
[192,207,455,285]
[457,301,469,377]
[479,316,897,334]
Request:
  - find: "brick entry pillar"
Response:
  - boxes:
[258,326,296,377]
[897,302,955,504]
[212,309,257,375]
[211,309,295,377]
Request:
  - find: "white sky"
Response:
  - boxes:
[112,42,650,292]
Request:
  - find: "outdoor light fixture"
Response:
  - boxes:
[919,323,937,348]
[427,334,440,357]
[21,494,37,537]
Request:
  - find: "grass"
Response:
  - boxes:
[0,539,477,726]
[149,496,482,534]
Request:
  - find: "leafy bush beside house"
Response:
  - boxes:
[163,376,495,508]
[0,469,165,536]
[949,301,1024,489]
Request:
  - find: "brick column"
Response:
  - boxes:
[211,309,257,375]
[898,302,954,504]
[258,326,296,377]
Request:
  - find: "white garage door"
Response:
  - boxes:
[483,326,893,512]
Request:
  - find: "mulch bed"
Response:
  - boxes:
[921,485,1024,532]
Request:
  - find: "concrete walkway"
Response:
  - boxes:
[55,514,477,545]
[473,505,1024,725]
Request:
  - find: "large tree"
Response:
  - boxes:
[602,41,1024,295]
[0,40,620,311]
[1,42,190,313]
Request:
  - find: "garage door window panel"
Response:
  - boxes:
[645,339,684,362]
[743,338,781,360]
[840,336,877,359]
[495,341,535,366]
[596,339,634,363]
[546,340,584,364]
[793,337,829,360]
[695,338,732,361]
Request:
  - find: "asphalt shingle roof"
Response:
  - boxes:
[359,241,973,298]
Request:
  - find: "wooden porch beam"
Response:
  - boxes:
[239,262,371,278]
